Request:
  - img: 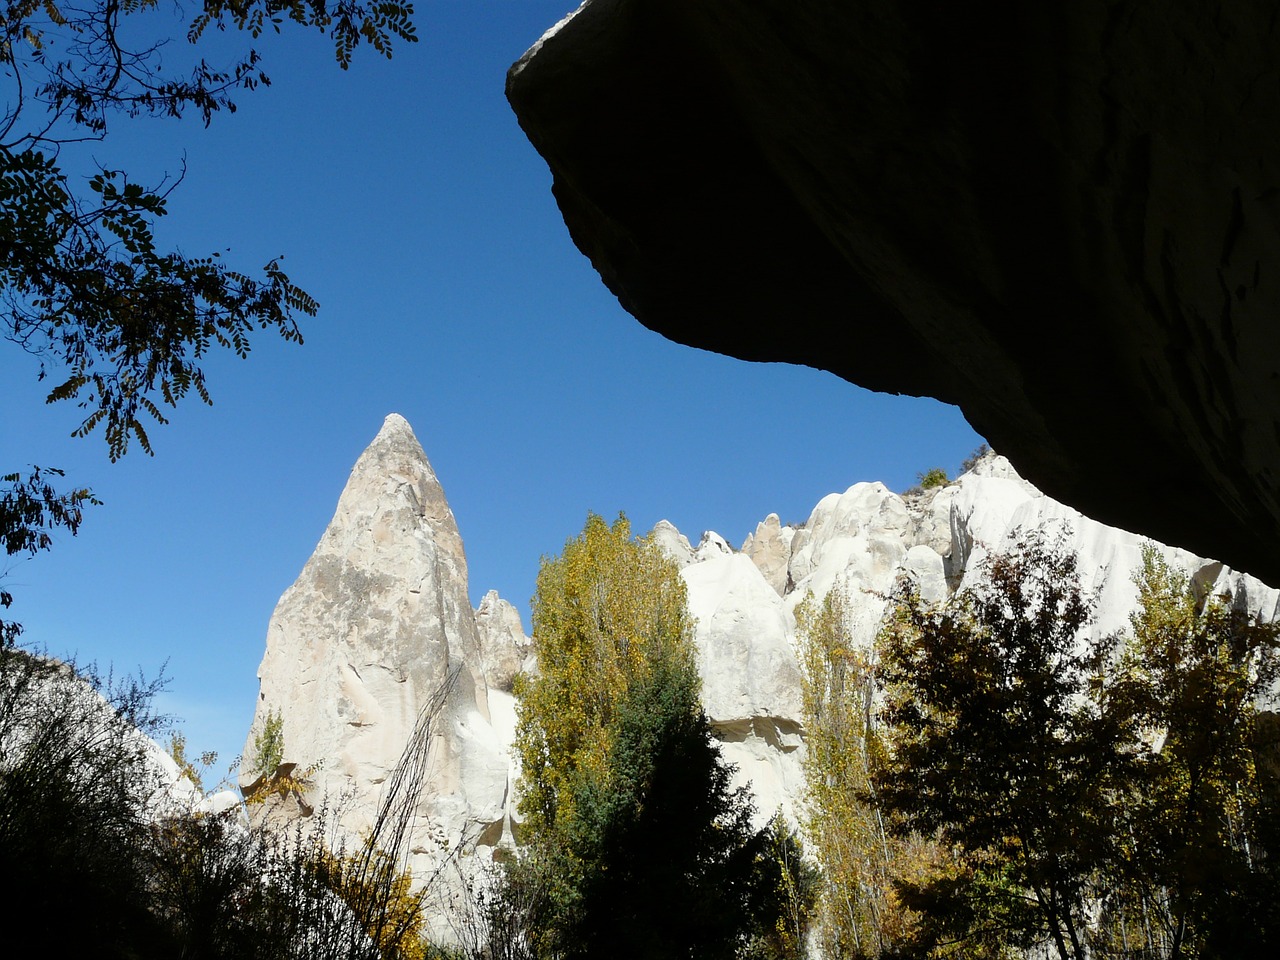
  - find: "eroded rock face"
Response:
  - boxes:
[474,590,534,693]
[241,415,511,894]
[507,0,1280,588]
[246,419,1279,912]
[664,450,1280,830]
[684,551,806,825]
[742,514,793,597]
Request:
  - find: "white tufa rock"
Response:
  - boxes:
[741,513,795,597]
[241,414,516,912]
[246,422,1279,911]
[649,519,697,567]
[474,590,534,693]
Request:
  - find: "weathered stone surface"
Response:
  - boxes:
[684,552,802,725]
[742,513,793,597]
[662,449,1280,830]
[695,530,733,561]
[650,518,696,567]
[474,590,533,693]
[682,551,805,826]
[507,0,1280,588]
[241,415,511,892]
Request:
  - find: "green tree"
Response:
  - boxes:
[1107,546,1280,958]
[514,512,694,838]
[547,655,769,960]
[250,706,286,779]
[874,531,1130,960]
[744,815,819,960]
[510,512,778,959]
[798,585,893,955]
[1,0,416,643]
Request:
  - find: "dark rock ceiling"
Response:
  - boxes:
[508,0,1280,587]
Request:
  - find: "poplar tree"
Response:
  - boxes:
[798,585,891,955]
[513,512,694,838]
[798,586,946,958]
[510,512,779,959]
[1108,547,1280,958]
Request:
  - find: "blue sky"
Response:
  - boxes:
[2,2,982,783]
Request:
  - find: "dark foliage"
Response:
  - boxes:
[959,444,991,475]
[0,647,170,956]
[532,655,768,960]
[0,646,450,958]
[875,531,1131,959]
[1,465,99,644]
[873,533,1280,959]
[1102,548,1280,958]
[742,816,819,960]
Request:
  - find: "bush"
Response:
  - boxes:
[0,647,170,956]
[917,467,949,490]
[250,706,286,777]
[904,466,951,496]
[0,645,452,959]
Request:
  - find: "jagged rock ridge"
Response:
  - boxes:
[243,416,1280,921]
[665,452,1279,829]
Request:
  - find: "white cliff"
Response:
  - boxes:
[245,421,1279,904]
[241,414,514,901]
[660,450,1280,829]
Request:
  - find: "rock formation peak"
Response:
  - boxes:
[244,422,1280,937]
[242,415,512,907]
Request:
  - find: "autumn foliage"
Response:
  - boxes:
[514,512,694,837]
[800,532,1280,959]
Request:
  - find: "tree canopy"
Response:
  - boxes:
[544,655,767,960]
[509,512,785,959]
[797,584,941,957]
[820,532,1280,959]
[1,0,417,644]
[1105,547,1280,958]
[875,532,1127,959]
[513,512,694,837]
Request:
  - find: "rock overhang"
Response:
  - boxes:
[506,0,1280,588]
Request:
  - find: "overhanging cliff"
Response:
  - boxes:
[507,0,1280,586]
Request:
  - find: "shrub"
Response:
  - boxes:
[0,648,171,956]
[250,706,285,778]
[165,730,218,794]
[917,467,949,490]
[0,646,456,959]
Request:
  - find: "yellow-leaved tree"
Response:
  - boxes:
[1101,546,1280,958]
[514,512,695,838]
[798,585,942,958]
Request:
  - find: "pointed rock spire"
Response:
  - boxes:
[242,415,508,874]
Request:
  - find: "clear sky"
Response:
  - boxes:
[2,2,982,785]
